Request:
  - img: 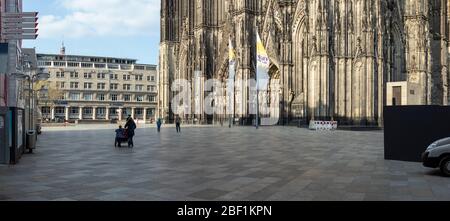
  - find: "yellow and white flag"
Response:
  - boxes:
[227,38,236,116]
[256,32,269,91]
[229,38,236,79]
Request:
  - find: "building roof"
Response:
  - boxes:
[36,53,156,67]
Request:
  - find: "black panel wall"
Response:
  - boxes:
[384,106,450,162]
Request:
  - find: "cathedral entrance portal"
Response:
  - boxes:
[260,63,281,126]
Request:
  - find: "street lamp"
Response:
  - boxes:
[13,68,50,131]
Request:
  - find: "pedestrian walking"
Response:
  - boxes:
[157,118,162,133]
[175,116,181,133]
[125,116,137,147]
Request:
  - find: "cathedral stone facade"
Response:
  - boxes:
[159,0,450,126]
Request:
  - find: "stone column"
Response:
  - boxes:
[106,108,110,120]
[51,107,55,120]
[131,107,135,119]
[92,107,96,120]
[65,106,69,121]
[118,109,123,121]
[79,107,83,120]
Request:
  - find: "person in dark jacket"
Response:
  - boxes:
[175,116,181,133]
[157,118,162,133]
[125,117,137,147]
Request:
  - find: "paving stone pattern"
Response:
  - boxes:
[0,126,449,201]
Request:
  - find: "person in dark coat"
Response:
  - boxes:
[175,116,181,133]
[125,117,137,147]
[157,118,162,132]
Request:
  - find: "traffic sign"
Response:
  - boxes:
[2,34,38,40]
[2,12,38,18]
[2,29,38,34]
[2,23,38,29]
[2,17,38,23]
[1,12,39,40]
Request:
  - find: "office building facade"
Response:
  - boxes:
[37,52,158,123]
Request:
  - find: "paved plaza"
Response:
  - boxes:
[0,125,449,201]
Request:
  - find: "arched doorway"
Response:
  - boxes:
[261,63,281,126]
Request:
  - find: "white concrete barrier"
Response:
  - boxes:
[309,121,338,131]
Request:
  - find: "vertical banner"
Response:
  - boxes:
[256,32,270,126]
[227,38,236,119]
[256,32,279,126]
[193,71,203,116]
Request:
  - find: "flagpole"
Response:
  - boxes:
[255,22,259,130]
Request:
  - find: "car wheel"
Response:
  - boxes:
[440,157,450,177]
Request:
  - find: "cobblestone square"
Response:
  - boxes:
[1,125,449,201]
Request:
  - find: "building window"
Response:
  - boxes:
[70,72,79,78]
[135,65,145,70]
[55,107,65,114]
[68,62,79,67]
[96,108,106,115]
[56,82,65,89]
[135,75,143,81]
[83,108,93,115]
[123,74,131,81]
[39,61,52,67]
[110,84,119,90]
[147,85,156,92]
[97,73,106,79]
[81,63,93,68]
[136,95,144,102]
[149,75,156,82]
[147,95,156,102]
[111,94,118,101]
[124,94,131,101]
[97,94,105,101]
[97,83,106,90]
[70,107,79,114]
[84,83,93,89]
[110,74,118,80]
[69,93,80,100]
[54,61,66,67]
[56,72,65,78]
[135,85,144,91]
[135,108,143,115]
[123,84,131,91]
[70,82,79,89]
[84,73,92,79]
[84,93,93,101]
[41,107,51,114]
[95,63,106,69]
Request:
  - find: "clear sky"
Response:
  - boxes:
[23,0,160,65]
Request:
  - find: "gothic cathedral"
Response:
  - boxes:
[159,0,449,126]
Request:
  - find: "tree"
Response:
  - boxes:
[34,81,65,120]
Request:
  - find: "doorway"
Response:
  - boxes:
[392,86,402,106]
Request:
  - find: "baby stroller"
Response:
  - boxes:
[115,129,129,148]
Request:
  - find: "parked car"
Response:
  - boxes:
[422,137,450,176]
